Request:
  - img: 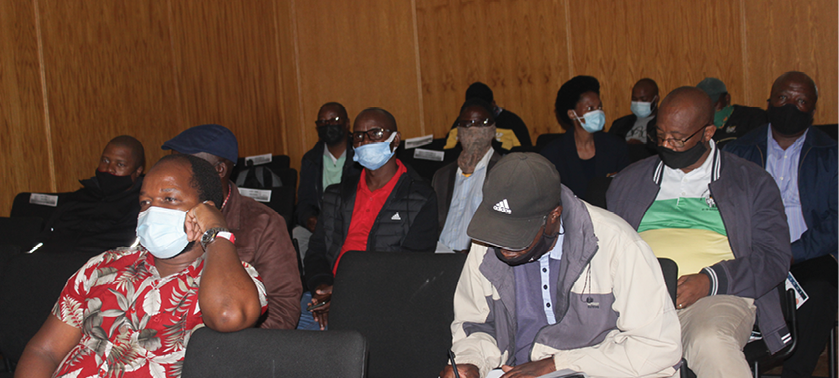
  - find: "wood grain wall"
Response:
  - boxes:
[2,0,836,216]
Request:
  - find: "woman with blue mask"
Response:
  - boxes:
[540,76,630,202]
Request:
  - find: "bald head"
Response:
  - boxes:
[356,107,398,132]
[633,78,659,98]
[772,71,818,102]
[659,87,714,129]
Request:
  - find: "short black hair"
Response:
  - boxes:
[555,76,600,128]
[465,82,493,103]
[358,107,398,131]
[108,135,145,170]
[156,154,224,209]
[460,98,496,124]
[320,102,348,118]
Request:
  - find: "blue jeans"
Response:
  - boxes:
[296,291,325,330]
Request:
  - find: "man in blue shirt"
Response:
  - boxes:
[725,71,837,378]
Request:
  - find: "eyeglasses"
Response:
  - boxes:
[315,116,345,127]
[456,118,494,128]
[352,127,394,142]
[650,125,710,149]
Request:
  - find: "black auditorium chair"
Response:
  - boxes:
[329,251,467,378]
[182,328,367,378]
[0,216,43,252]
[10,192,72,226]
[814,124,838,141]
[535,133,563,153]
[0,252,92,374]
[231,155,297,230]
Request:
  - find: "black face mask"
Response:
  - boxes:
[95,170,134,196]
[656,141,707,170]
[317,124,347,146]
[768,103,812,136]
[495,228,560,266]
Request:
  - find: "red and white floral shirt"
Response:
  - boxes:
[51,246,267,377]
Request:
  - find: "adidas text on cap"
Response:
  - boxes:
[467,153,562,250]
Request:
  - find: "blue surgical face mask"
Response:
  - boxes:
[136,206,190,259]
[352,132,398,170]
[575,110,606,133]
[631,101,653,118]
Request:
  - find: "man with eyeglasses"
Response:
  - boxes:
[303,107,438,330]
[295,102,361,330]
[607,87,792,378]
[433,98,503,253]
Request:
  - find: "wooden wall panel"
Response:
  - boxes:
[169,0,289,159]
[568,0,745,132]
[272,0,304,171]
[293,0,423,148]
[0,0,50,216]
[416,0,568,139]
[38,0,180,192]
[743,0,838,125]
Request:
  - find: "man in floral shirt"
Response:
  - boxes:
[16,154,267,377]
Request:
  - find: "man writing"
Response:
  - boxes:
[441,153,681,378]
[725,71,837,378]
[163,124,301,329]
[16,154,266,377]
[304,108,437,329]
[607,87,791,378]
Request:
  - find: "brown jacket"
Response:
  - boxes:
[223,185,302,329]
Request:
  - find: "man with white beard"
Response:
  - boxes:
[433,98,503,253]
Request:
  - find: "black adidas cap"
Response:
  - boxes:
[467,153,562,250]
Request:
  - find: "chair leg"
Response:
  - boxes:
[753,360,759,378]
[830,321,837,378]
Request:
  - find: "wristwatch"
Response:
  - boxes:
[200,227,235,249]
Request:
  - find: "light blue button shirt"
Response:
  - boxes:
[766,126,808,242]
[438,149,494,251]
[538,224,565,324]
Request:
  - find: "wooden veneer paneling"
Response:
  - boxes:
[742,0,838,125]
[292,0,424,146]
[0,0,51,217]
[37,0,181,192]
[416,0,569,139]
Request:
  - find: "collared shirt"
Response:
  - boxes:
[640,140,734,275]
[52,247,267,377]
[333,160,407,273]
[512,226,565,364]
[322,144,347,190]
[766,126,808,243]
[625,114,655,142]
[438,148,494,251]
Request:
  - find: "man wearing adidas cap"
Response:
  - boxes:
[440,153,681,378]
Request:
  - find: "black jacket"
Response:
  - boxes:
[297,140,359,227]
[712,105,768,147]
[303,161,438,290]
[37,176,143,254]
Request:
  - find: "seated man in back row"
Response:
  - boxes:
[607,87,791,378]
[163,124,301,329]
[304,107,438,330]
[441,153,681,378]
[17,154,267,377]
[35,135,145,255]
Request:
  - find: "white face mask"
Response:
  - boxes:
[574,110,606,133]
[136,206,190,259]
[352,132,397,170]
[631,101,654,118]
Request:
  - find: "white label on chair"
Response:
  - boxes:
[29,193,59,207]
[413,148,444,161]
[244,153,272,166]
[238,188,272,202]
[785,272,808,309]
[404,134,433,149]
